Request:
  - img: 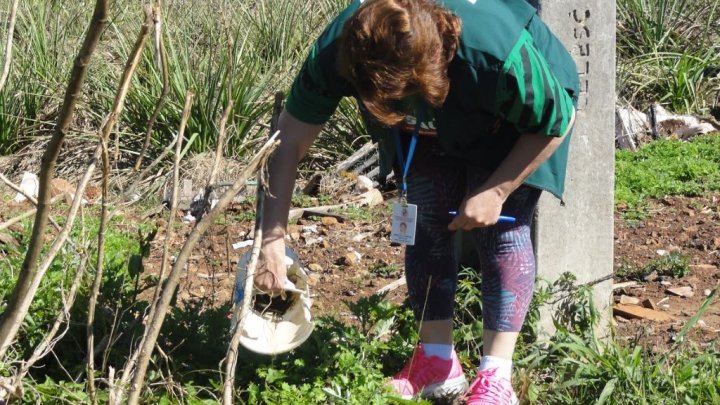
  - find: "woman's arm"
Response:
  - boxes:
[448,109,575,231]
[255,110,324,292]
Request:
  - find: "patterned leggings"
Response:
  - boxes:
[402,137,541,332]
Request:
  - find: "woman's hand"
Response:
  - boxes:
[448,188,505,231]
[254,237,288,294]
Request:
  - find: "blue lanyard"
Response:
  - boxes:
[393,104,425,198]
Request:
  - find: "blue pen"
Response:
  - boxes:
[448,211,516,224]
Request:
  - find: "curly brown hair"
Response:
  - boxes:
[337,0,461,126]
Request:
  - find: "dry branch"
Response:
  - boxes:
[196,99,234,222]
[85,7,154,401]
[109,95,193,405]
[134,2,170,171]
[152,91,193,305]
[221,92,283,404]
[0,0,109,361]
[8,255,89,401]
[0,0,20,92]
[222,190,264,405]
[123,132,280,405]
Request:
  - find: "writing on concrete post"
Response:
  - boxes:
[533,0,616,337]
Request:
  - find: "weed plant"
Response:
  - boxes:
[615,134,720,218]
[617,251,691,281]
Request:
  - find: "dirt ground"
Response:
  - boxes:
[135,185,720,350]
[1,182,718,349]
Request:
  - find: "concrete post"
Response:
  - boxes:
[532,1,616,335]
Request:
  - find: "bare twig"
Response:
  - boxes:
[0,195,64,232]
[152,91,193,305]
[196,99,234,222]
[221,93,283,405]
[134,2,171,171]
[0,0,20,92]
[109,94,192,405]
[222,189,264,405]
[196,21,236,222]
[8,255,89,401]
[0,0,109,361]
[124,132,280,405]
[85,7,154,401]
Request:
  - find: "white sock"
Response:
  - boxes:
[479,355,512,381]
[420,343,453,360]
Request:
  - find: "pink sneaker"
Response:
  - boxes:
[387,345,468,399]
[465,368,519,405]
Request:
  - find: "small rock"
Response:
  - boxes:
[697,320,708,328]
[352,233,372,242]
[305,237,322,246]
[644,271,659,282]
[656,249,668,256]
[666,286,694,298]
[322,239,331,249]
[290,232,301,241]
[344,290,357,297]
[356,175,374,193]
[308,263,323,272]
[641,298,658,310]
[321,217,339,226]
[307,273,322,286]
[619,295,640,305]
[302,225,318,234]
[661,304,670,310]
[704,289,712,297]
[660,281,672,286]
[339,253,360,266]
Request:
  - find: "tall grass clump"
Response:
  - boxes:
[617,0,720,114]
[1,0,365,166]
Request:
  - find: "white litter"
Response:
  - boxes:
[13,172,39,203]
[232,239,254,250]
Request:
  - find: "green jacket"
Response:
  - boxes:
[286,0,580,199]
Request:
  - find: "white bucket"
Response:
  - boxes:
[232,247,314,355]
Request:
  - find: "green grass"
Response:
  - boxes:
[615,134,720,218]
[616,251,691,281]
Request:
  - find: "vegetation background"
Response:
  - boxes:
[0,0,719,403]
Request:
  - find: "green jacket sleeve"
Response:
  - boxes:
[285,3,361,125]
[494,30,575,137]
[286,43,344,125]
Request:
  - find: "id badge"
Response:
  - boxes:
[390,203,417,246]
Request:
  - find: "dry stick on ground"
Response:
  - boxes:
[85,6,154,401]
[221,92,282,405]
[7,255,90,402]
[0,0,20,92]
[123,132,280,405]
[0,0,109,361]
[133,1,170,171]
